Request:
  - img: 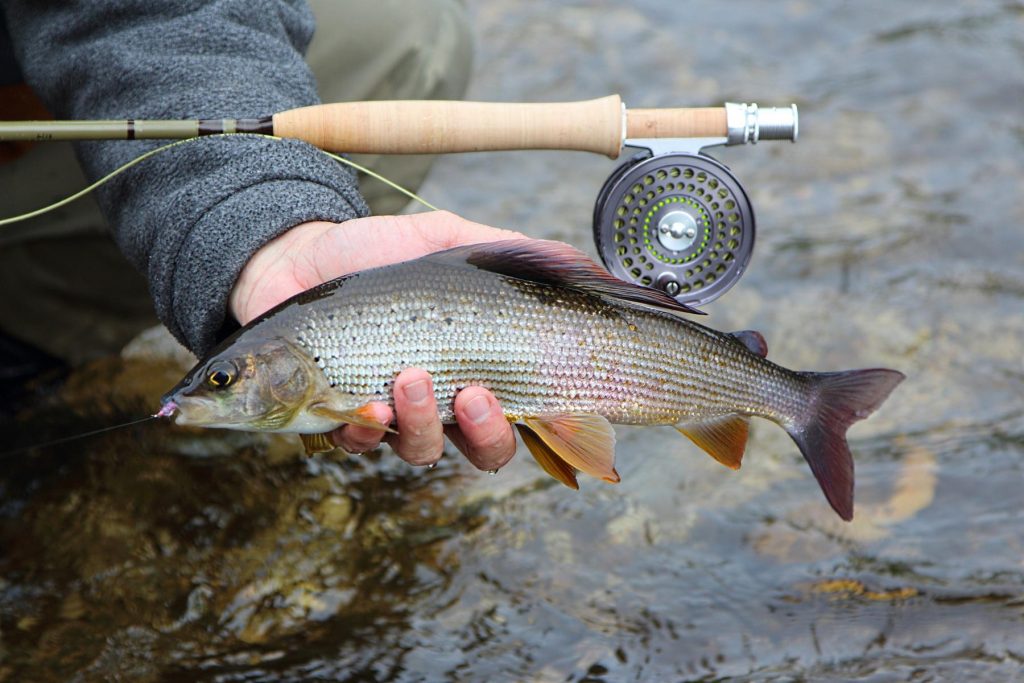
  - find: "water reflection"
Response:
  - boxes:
[1,395,488,681]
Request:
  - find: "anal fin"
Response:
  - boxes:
[516,424,578,489]
[300,432,336,455]
[676,415,750,469]
[523,414,619,483]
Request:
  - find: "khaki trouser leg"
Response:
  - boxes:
[0,0,472,364]
[305,0,473,215]
[0,141,157,366]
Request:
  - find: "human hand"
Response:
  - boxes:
[229,211,524,471]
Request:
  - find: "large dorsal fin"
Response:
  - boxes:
[425,239,704,316]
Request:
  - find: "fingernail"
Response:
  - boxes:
[403,379,430,404]
[464,394,491,424]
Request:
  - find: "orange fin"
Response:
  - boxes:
[516,424,579,489]
[523,414,619,483]
[300,432,336,455]
[308,402,396,433]
[676,415,750,469]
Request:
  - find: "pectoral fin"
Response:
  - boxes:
[300,432,336,455]
[523,414,619,483]
[516,424,579,489]
[308,402,396,433]
[676,415,750,469]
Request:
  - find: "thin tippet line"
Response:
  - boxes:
[0,414,159,458]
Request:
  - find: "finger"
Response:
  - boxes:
[448,387,517,471]
[387,369,444,466]
[328,402,392,453]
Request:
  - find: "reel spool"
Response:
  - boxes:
[594,151,754,305]
[594,102,798,306]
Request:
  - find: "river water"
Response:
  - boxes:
[2,1,1023,681]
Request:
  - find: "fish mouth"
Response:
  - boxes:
[161,396,214,427]
[161,395,254,430]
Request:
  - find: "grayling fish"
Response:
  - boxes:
[161,240,904,520]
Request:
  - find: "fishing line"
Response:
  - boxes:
[0,133,439,227]
[0,414,158,458]
[316,145,440,212]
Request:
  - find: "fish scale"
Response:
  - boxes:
[268,259,807,426]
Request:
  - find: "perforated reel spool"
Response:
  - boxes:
[593,153,755,306]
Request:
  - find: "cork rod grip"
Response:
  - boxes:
[626,108,727,139]
[273,96,627,158]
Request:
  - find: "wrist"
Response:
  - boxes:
[229,220,337,325]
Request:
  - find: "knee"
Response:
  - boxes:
[306,0,473,102]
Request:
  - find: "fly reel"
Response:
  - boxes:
[594,102,798,306]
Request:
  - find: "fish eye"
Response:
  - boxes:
[205,360,238,389]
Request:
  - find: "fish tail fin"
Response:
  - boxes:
[786,368,905,521]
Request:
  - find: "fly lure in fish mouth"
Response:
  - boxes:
[155,402,178,418]
[160,239,904,522]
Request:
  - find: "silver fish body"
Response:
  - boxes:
[165,240,903,520]
[266,259,800,427]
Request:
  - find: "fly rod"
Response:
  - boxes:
[0,95,798,308]
[0,96,796,158]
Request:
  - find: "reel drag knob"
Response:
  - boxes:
[593,152,755,306]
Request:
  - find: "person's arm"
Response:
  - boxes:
[3,0,517,468]
[3,0,367,355]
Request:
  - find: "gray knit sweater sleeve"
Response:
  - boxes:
[2,0,369,355]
